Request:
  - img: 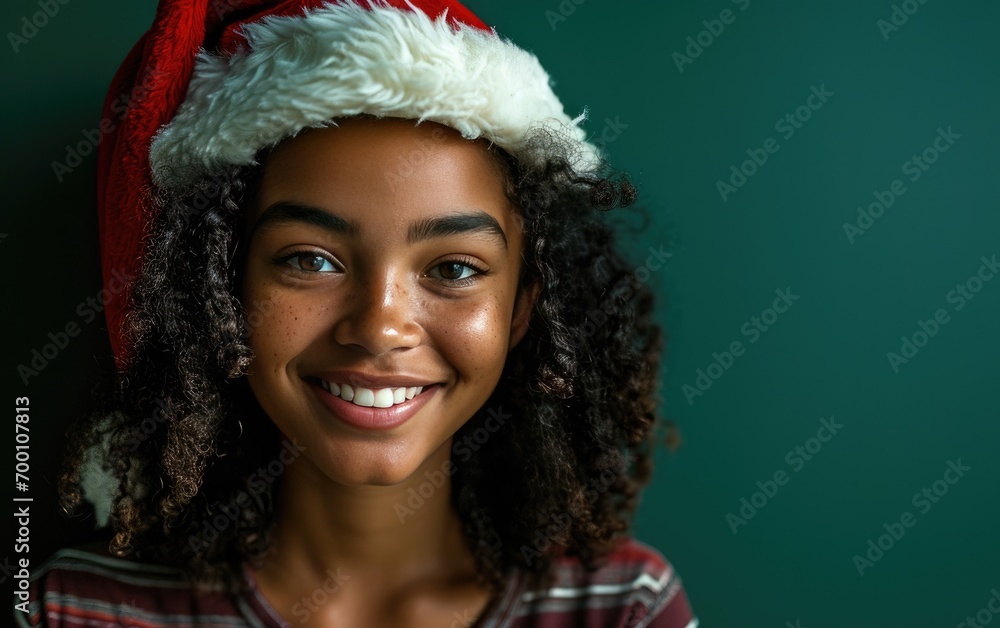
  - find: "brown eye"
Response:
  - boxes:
[437,262,467,280]
[299,255,328,272]
[427,260,485,284]
[280,252,337,273]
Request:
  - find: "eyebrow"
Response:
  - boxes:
[252,202,360,238]
[252,202,508,249]
[408,211,507,249]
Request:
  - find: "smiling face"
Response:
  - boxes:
[239,117,535,487]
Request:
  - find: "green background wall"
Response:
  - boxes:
[4,1,998,625]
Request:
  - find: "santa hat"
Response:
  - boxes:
[98,0,603,370]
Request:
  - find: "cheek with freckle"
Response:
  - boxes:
[244,285,313,371]
[427,298,499,379]
[471,301,509,375]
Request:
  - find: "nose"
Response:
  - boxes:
[331,268,422,356]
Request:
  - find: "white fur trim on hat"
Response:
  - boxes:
[149,1,603,192]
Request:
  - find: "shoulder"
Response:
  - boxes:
[508,538,697,628]
[12,544,242,627]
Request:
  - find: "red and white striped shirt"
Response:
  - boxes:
[15,539,696,627]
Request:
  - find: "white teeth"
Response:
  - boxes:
[374,389,395,408]
[321,380,427,408]
[354,388,376,407]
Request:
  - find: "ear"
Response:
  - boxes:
[509,279,541,349]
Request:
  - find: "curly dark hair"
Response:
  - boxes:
[57,123,673,597]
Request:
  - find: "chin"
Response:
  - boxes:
[318,440,439,487]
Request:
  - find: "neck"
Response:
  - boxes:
[257,438,474,591]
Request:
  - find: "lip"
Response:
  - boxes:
[312,370,440,389]
[306,377,440,431]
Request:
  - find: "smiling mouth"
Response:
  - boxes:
[308,377,430,408]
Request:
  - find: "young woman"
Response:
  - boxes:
[17,1,697,626]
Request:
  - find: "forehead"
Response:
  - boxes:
[252,117,512,219]
[243,117,525,258]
